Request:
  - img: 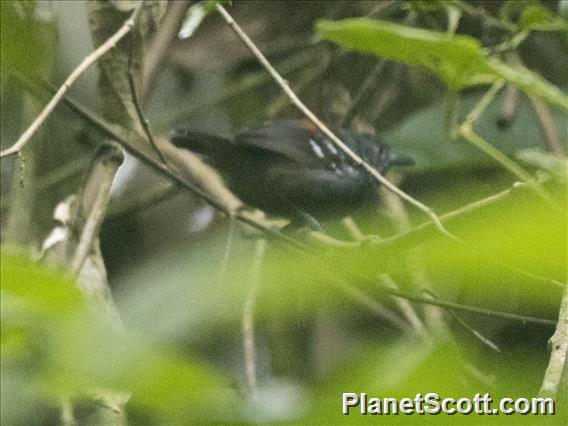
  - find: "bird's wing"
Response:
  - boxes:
[170,129,234,157]
[235,120,328,167]
[264,164,368,209]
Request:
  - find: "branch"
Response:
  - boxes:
[340,60,387,127]
[458,79,554,205]
[380,274,427,336]
[243,239,266,393]
[10,71,301,247]
[375,181,564,289]
[127,35,168,165]
[332,278,411,332]
[380,181,448,332]
[142,0,193,98]
[70,145,123,274]
[496,83,518,128]
[460,126,554,205]
[0,3,143,158]
[373,280,556,326]
[215,3,458,242]
[379,182,526,250]
[528,95,566,157]
[540,284,568,397]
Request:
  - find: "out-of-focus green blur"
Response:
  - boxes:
[1,0,566,424]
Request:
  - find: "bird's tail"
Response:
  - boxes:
[170,129,234,162]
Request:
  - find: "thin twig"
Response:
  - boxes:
[528,95,566,157]
[496,83,518,128]
[540,284,568,397]
[377,180,565,290]
[460,127,554,204]
[342,217,364,241]
[215,3,458,242]
[219,216,236,286]
[373,281,556,326]
[380,181,448,332]
[70,146,122,274]
[142,0,193,98]
[381,274,427,336]
[459,81,554,204]
[457,1,516,32]
[243,238,266,393]
[341,60,387,127]
[60,396,75,426]
[461,80,505,127]
[380,183,523,248]
[421,289,500,353]
[127,34,168,165]
[332,279,410,332]
[1,4,143,158]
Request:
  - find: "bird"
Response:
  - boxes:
[170,119,412,229]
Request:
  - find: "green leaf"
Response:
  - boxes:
[1,250,239,423]
[519,4,568,31]
[1,250,83,317]
[316,18,568,108]
[317,18,495,89]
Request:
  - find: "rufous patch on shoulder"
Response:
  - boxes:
[298,118,319,135]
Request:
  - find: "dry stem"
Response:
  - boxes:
[243,238,267,392]
[540,284,568,397]
[1,4,142,158]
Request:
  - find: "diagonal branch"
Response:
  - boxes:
[127,35,168,166]
[528,95,565,157]
[242,238,266,393]
[458,81,554,204]
[1,3,143,158]
[142,0,193,98]
[373,280,556,326]
[70,146,123,274]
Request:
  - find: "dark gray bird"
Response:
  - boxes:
[171,119,412,229]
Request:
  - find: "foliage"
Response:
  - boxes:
[316,18,568,108]
[1,0,567,424]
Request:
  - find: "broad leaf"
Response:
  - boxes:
[316,18,568,108]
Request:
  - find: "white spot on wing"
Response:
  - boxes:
[331,162,343,175]
[309,139,325,159]
[324,139,338,155]
[345,164,356,175]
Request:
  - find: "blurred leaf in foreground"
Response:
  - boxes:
[0,251,240,424]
